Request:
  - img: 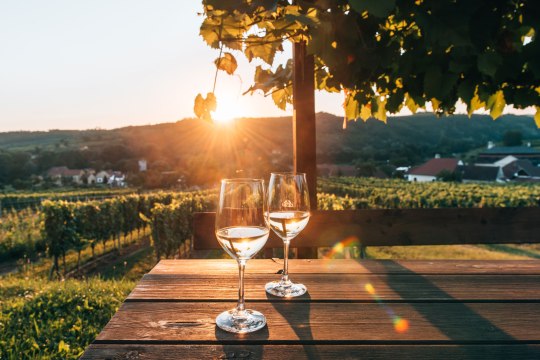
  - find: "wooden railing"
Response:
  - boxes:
[193,207,540,256]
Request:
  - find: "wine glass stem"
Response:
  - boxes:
[236,259,246,313]
[281,240,290,282]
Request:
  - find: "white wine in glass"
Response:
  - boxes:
[265,172,310,297]
[215,178,269,333]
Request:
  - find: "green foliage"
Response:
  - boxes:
[39,191,215,272]
[318,177,540,209]
[503,130,524,146]
[148,192,216,260]
[0,276,133,360]
[197,0,540,124]
[0,188,135,212]
[0,209,43,261]
[436,169,462,182]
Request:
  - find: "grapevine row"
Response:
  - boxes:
[40,191,214,277]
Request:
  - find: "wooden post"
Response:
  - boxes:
[293,41,317,258]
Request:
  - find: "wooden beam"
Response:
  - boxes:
[192,207,540,250]
[293,41,317,259]
[292,41,317,209]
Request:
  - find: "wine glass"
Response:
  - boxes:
[265,172,310,297]
[215,178,269,333]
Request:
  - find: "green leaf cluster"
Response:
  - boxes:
[318,177,540,209]
[198,0,540,126]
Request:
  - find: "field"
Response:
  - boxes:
[1,178,540,358]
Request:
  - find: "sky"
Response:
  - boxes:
[0,0,345,132]
[0,1,534,132]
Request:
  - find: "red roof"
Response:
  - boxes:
[408,158,459,176]
[47,166,68,177]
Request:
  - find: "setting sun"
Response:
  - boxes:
[213,102,240,125]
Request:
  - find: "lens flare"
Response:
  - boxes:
[364,282,410,334]
[364,283,376,295]
[324,236,361,258]
[393,317,410,333]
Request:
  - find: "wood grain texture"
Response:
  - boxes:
[292,41,317,210]
[95,302,540,343]
[127,273,540,302]
[192,208,540,250]
[84,260,540,359]
[149,259,540,276]
[81,344,540,360]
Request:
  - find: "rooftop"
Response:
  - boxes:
[460,165,500,182]
[408,158,460,176]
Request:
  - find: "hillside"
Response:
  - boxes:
[0,113,539,187]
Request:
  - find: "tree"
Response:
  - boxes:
[503,130,523,146]
[196,0,540,126]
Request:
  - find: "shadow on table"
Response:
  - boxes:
[266,291,321,360]
[359,259,540,359]
[214,322,269,359]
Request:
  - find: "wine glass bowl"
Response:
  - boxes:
[265,172,311,297]
[215,178,269,333]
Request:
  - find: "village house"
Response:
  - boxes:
[46,167,126,186]
[477,144,540,163]
[472,155,540,182]
[46,166,85,185]
[460,165,504,183]
[406,158,463,182]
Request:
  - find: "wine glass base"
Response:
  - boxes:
[265,280,307,298]
[216,309,266,333]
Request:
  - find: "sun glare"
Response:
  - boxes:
[213,102,239,125]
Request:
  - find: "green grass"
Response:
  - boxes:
[0,238,157,360]
[365,244,540,260]
[0,276,134,359]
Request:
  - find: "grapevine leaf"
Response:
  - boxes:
[245,35,278,64]
[271,87,292,110]
[405,94,419,114]
[251,0,279,11]
[431,98,441,112]
[374,97,387,123]
[457,80,475,105]
[360,104,371,121]
[214,52,238,75]
[424,66,442,99]
[349,0,395,18]
[344,91,360,121]
[477,52,502,77]
[487,90,505,120]
[194,92,217,122]
[200,18,221,49]
[467,89,486,117]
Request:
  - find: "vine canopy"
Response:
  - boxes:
[195,0,540,127]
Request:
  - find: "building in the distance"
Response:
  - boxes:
[406,158,462,182]
[477,145,540,163]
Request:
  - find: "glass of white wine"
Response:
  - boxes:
[215,178,269,333]
[265,172,310,297]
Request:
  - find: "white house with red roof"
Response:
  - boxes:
[406,158,463,182]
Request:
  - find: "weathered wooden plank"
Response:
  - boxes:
[292,41,317,210]
[95,302,540,343]
[127,273,540,302]
[192,208,540,250]
[150,259,540,276]
[81,344,540,360]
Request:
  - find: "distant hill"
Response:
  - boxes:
[0,113,539,188]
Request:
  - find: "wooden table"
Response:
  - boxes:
[82,259,540,359]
